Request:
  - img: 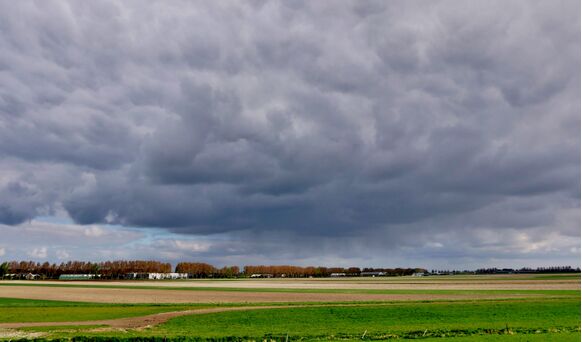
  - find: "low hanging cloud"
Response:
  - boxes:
[0,1,579,266]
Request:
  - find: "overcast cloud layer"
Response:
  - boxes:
[0,1,579,268]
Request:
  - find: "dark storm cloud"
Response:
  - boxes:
[0,1,579,265]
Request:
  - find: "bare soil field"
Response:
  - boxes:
[0,285,549,303]
[2,275,579,291]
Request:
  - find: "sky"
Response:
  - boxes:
[0,1,580,269]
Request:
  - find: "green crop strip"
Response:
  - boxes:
[9,297,578,341]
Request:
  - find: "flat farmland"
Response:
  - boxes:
[4,273,580,289]
[0,274,579,341]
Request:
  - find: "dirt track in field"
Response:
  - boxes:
[0,285,548,304]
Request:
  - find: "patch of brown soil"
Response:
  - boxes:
[0,286,543,304]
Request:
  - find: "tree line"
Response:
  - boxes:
[428,266,581,275]
[0,260,428,279]
[1,260,576,280]
[242,265,427,277]
[474,266,580,274]
[175,262,240,278]
[0,260,171,279]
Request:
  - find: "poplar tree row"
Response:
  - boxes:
[4,260,575,279]
[0,260,171,279]
[174,262,240,278]
[0,260,429,279]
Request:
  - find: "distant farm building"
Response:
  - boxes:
[59,274,96,280]
[330,272,346,277]
[249,274,273,278]
[125,272,187,280]
[360,271,386,277]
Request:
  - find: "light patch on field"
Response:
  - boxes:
[0,328,45,339]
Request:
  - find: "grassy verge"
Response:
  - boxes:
[531,274,581,280]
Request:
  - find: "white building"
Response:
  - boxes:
[25,273,39,280]
[249,274,273,278]
[126,272,187,280]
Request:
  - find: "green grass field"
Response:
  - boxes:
[1,297,579,341]
[152,298,581,338]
